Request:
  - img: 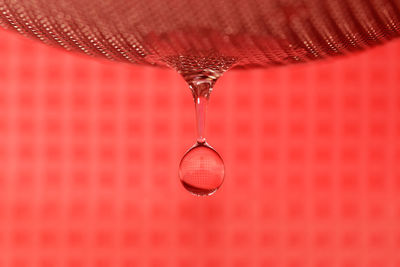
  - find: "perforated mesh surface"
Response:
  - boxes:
[0,18,400,267]
[0,0,400,71]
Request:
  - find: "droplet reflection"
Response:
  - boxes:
[179,142,225,196]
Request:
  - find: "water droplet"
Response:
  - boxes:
[179,142,224,196]
[168,55,234,196]
[177,69,226,196]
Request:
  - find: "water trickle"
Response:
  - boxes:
[159,54,235,196]
[179,73,225,196]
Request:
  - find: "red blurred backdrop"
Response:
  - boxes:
[0,28,399,267]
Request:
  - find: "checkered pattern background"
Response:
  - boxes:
[0,28,399,267]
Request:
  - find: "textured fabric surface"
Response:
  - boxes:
[0,0,400,70]
[0,27,400,266]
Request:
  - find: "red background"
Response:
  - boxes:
[0,28,400,267]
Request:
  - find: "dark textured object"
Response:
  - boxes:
[0,0,399,72]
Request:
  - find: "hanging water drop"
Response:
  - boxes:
[161,54,235,195]
[179,142,224,196]
[179,72,225,196]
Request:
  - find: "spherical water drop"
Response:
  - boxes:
[179,142,225,196]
